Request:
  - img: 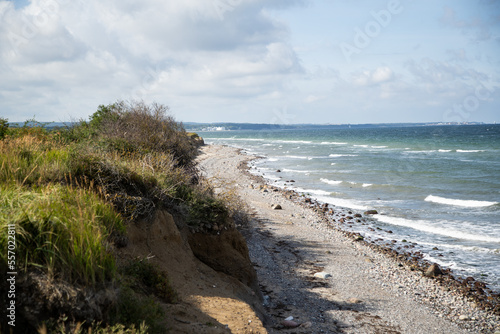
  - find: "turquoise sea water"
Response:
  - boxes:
[201,124,500,291]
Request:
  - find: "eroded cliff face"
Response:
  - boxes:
[11,210,267,333]
[121,210,268,333]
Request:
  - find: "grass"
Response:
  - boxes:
[121,259,177,303]
[0,101,236,332]
[0,183,123,285]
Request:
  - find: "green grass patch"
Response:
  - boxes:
[0,183,124,285]
[109,287,166,334]
[121,259,177,303]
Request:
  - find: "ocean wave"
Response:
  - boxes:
[321,141,347,145]
[277,140,313,144]
[418,241,500,255]
[362,183,373,187]
[375,215,500,243]
[292,187,332,196]
[283,155,310,160]
[320,178,342,185]
[282,168,312,174]
[206,137,266,142]
[353,144,369,148]
[371,145,388,149]
[457,149,486,153]
[438,149,452,152]
[329,154,358,158]
[314,195,368,210]
[425,195,498,208]
[405,150,436,154]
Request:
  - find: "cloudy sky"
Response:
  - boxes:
[1,0,499,124]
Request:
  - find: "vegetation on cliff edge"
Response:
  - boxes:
[0,101,234,333]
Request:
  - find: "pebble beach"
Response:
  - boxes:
[197,144,500,334]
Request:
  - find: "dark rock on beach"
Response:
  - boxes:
[424,263,443,278]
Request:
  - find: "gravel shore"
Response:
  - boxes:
[197,144,500,334]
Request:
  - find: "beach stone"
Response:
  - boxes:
[272,204,282,210]
[300,321,312,328]
[347,298,362,304]
[364,210,378,215]
[459,315,470,321]
[281,320,300,328]
[314,272,332,279]
[424,263,443,277]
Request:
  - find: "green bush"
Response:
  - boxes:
[0,118,8,139]
[90,101,197,166]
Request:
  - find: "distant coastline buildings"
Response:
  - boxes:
[200,126,227,131]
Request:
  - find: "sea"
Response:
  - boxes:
[200,124,500,292]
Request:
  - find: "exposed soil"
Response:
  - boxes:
[117,209,268,333]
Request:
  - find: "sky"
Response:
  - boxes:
[0,0,499,124]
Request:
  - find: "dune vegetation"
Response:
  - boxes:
[0,101,235,333]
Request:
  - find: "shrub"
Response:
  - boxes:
[0,118,8,139]
[91,101,197,166]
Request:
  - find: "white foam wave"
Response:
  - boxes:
[321,141,347,145]
[418,241,500,255]
[283,155,310,160]
[457,149,485,153]
[371,145,388,149]
[320,178,342,185]
[277,140,313,144]
[374,215,500,243]
[425,195,498,208]
[214,137,265,142]
[438,149,452,152]
[293,187,332,196]
[315,196,368,211]
[354,144,368,148]
[282,168,312,174]
[329,154,358,158]
[405,150,436,154]
[362,183,373,187]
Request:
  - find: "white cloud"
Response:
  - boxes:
[304,94,324,103]
[0,0,305,121]
[351,66,394,86]
[0,0,498,124]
